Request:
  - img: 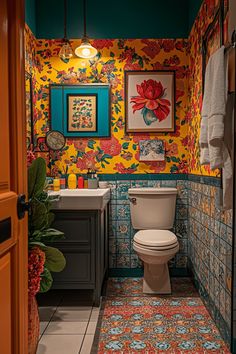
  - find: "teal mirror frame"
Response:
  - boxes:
[50,83,111,138]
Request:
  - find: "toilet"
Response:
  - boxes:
[128,187,179,294]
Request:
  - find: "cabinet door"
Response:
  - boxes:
[51,211,96,287]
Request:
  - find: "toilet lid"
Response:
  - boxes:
[134,230,177,247]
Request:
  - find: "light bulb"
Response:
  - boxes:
[75,39,97,59]
[59,41,73,60]
[81,47,91,57]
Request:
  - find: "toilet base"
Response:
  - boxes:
[143,263,171,294]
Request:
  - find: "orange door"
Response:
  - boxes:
[0,0,28,353]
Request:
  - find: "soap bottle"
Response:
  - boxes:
[78,175,84,189]
[68,172,77,189]
[53,177,60,191]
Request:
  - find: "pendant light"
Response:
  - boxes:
[59,0,73,60]
[75,0,97,59]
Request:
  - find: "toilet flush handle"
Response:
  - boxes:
[129,197,137,205]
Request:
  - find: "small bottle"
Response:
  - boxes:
[78,176,84,189]
[68,172,77,189]
[53,177,60,191]
[60,177,66,189]
[84,177,88,188]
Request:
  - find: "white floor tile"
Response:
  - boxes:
[40,321,49,335]
[90,307,100,321]
[86,321,97,334]
[39,307,56,321]
[45,321,88,335]
[52,306,92,322]
[80,335,94,354]
[36,334,83,354]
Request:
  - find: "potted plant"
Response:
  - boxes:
[27,157,66,354]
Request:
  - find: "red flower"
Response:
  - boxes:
[67,139,88,152]
[76,151,98,171]
[149,161,166,173]
[92,39,114,49]
[100,136,121,156]
[133,134,151,143]
[166,142,179,156]
[114,162,137,174]
[181,136,189,147]
[28,247,45,297]
[27,146,36,167]
[161,39,175,52]
[124,62,142,71]
[131,79,170,122]
[141,40,161,59]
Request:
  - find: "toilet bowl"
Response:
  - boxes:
[128,188,179,294]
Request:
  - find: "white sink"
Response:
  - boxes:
[48,188,110,210]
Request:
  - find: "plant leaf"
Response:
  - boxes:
[28,158,46,198]
[41,246,66,272]
[40,267,53,293]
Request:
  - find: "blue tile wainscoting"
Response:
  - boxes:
[97,173,233,348]
[188,177,233,348]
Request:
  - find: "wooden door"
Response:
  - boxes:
[0,0,28,353]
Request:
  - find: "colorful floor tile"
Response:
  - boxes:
[92,278,230,353]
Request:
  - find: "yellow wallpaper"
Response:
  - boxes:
[188,0,229,176]
[25,28,190,175]
[25,0,228,177]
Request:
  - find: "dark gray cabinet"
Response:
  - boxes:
[50,205,109,306]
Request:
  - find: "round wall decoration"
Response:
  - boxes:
[46,130,65,150]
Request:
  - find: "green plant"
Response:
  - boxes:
[28,157,66,293]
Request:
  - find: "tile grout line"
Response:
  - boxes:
[78,302,94,353]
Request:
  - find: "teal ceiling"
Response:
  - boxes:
[25,0,203,39]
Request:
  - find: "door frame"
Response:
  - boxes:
[8,0,28,352]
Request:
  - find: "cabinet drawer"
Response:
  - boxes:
[52,210,96,245]
[52,252,94,286]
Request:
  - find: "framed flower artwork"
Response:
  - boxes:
[50,84,110,137]
[125,71,175,133]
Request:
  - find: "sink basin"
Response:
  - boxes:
[48,188,110,210]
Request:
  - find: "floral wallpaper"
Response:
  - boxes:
[25,27,190,175]
[25,0,229,177]
[188,0,229,176]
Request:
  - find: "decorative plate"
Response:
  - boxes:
[46,130,65,150]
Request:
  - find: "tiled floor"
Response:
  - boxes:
[37,279,230,353]
[93,278,231,353]
[36,291,99,354]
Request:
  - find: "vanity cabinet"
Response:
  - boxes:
[50,205,109,306]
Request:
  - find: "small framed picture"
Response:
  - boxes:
[50,84,110,138]
[125,70,175,133]
[67,94,97,133]
[139,140,165,161]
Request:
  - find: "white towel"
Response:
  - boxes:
[200,46,233,210]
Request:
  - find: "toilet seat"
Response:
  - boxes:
[134,230,178,251]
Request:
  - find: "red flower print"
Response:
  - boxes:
[165,142,179,156]
[149,161,166,173]
[67,139,88,152]
[141,40,161,59]
[114,162,137,174]
[100,136,121,156]
[160,39,175,52]
[176,89,184,101]
[181,136,189,147]
[133,134,151,143]
[124,62,142,71]
[92,39,114,49]
[131,79,170,122]
[76,151,98,171]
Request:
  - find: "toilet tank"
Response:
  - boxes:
[128,188,177,229]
